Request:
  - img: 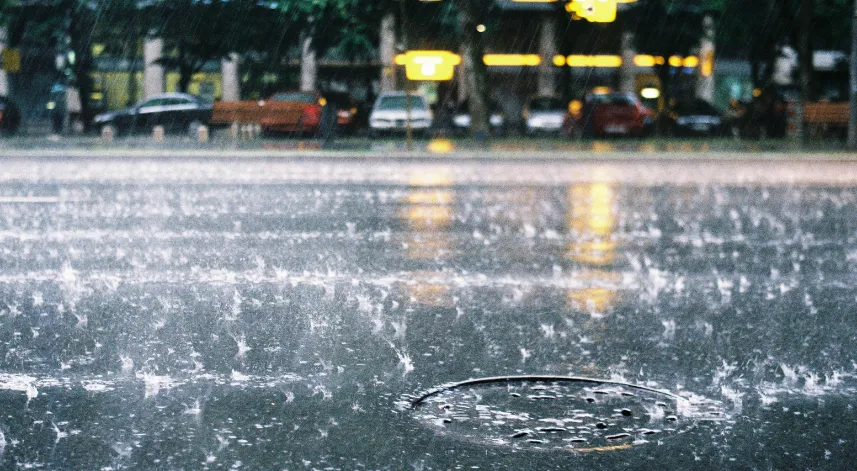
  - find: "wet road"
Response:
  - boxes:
[1,156,857,470]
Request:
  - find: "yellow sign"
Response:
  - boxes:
[395,51,461,81]
[567,0,617,23]
[2,49,21,73]
[483,54,541,67]
[566,55,623,67]
[701,50,714,77]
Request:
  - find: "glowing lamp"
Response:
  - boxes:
[395,51,461,81]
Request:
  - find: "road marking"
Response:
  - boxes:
[0,196,61,204]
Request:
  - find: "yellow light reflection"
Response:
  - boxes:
[566,183,620,314]
[405,271,452,307]
[402,169,456,261]
[483,54,541,67]
[567,183,616,267]
[427,138,455,154]
[402,204,454,231]
[401,171,455,306]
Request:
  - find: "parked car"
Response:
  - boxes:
[723,88,789,139]
[368,92,433,136]
[566,92,654,138]
[0,96,21,135]
[324,92,361,135]
[93,93,212,135]
[523,96,566,135]
[452,99,506,136]
[264,91,328,135]
[664,99,723,137]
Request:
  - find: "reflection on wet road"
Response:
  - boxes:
[1,157,856,469]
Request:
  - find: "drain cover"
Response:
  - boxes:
[407,375,723,452]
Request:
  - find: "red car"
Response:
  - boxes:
[565,92,654,138]
[262,91,327,135]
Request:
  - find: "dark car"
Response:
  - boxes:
[665,99,723,137]
[452,99,506,136]
[566,92,654,137]
[323,92,361,135]
[724,88,790,139]
[93,93,212,135]
[0,96,21,135]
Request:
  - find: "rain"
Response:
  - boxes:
[0,0,857,469]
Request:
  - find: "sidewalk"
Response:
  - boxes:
[0,134,855,161]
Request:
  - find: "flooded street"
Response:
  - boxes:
[1,156,857,470]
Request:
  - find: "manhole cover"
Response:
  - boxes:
[406,375,724,452]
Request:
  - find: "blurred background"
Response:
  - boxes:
[0,0,852,144]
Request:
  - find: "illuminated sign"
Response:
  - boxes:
[566,55,623,67]
[483,54,541,67]
[395,51,461,81]
[633,55,698,68]
[567,0,617,23]
[701,50,714,77]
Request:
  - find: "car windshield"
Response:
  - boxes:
[270,92,317,103]
[588,93,636,106]
[376,95,427,111]
[528,97,565,111]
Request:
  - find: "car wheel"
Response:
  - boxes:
[100,123,119,138]
[188,120,204,138]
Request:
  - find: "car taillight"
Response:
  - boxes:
[303,104,322,122]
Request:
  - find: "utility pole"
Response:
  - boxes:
[399,0,413,151]
[849,0,857,149]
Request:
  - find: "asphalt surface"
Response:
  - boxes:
[1,155,857,469]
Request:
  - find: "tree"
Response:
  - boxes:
[4,0,125,130]
[451,0,491,139]
[625,0,704,111]
[142,0,295,93]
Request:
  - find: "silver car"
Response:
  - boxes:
[523,96,566,136]
[368,92,433,137]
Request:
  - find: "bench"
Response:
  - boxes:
[210,100,305,128]
[802,102,849,139]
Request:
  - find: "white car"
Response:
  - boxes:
[523,96,566,135]
[369,92,433,136]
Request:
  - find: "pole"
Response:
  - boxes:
[399,0,413,151]
[849,0,857,149]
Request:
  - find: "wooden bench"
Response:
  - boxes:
[804,102,848,126]
[210,100,305,128]
[802,102,849,139]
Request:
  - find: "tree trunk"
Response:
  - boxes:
[68,11,93,132]
[797,0,813,143]
[452,0,489,139]
[178,38,192,93]
[300,20,317,93]
[655,63,671,135]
